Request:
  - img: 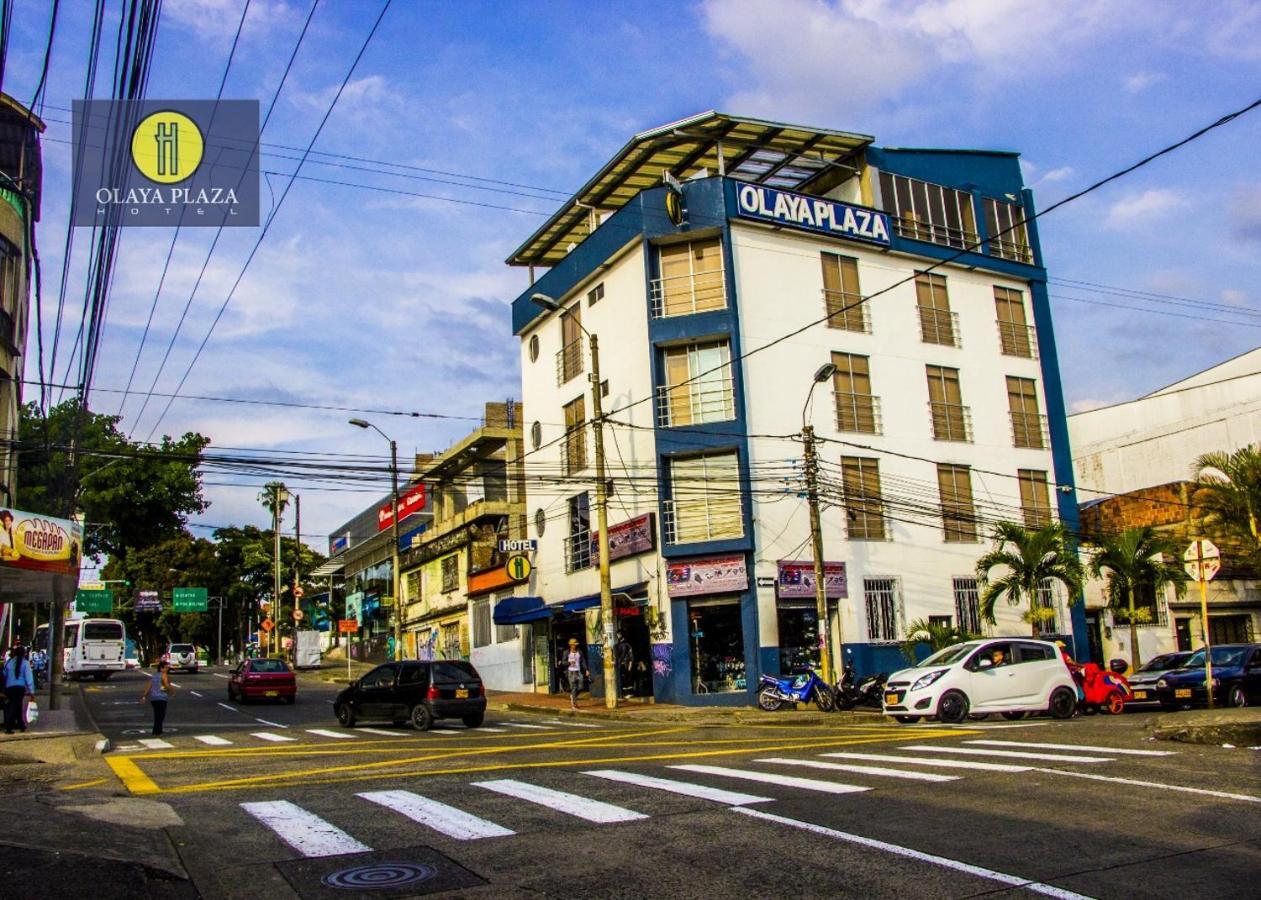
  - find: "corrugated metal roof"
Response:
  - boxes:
[507,111,872,268]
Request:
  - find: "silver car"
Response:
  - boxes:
[166,643,199,673]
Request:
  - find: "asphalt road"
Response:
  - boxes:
[13,673,1261,899]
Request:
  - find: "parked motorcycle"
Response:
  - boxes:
[833,664,887,711]
[1074,661,1132,715]
[757,669,835,712]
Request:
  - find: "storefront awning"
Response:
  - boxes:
[493,596,551,625]
[559,582,648,615]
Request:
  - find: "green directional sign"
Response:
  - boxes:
[75,588,113,614]
[172,587,209,612]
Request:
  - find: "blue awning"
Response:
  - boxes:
[493,596,551,625]
[560,582,648,615]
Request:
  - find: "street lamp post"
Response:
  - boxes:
[803,362,838,686]
[532,293,617,709]
[350,418,403,662]
[271,484,289,658]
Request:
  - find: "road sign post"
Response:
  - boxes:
[339,619,359,679]
[1184,538,1221,710]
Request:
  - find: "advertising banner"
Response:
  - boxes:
[135,590,164,612]
[666,554,748,598]
[591,513,656,565]
[776,560,848,599]
[0,508,84,603]
[378,483,427,531]
[344,591,364,622]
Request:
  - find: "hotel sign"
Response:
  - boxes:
[734,184,891,247]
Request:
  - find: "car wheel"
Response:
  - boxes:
[894,715,921,724]
[411,703,434,731]
[1049,687,1077,719]
[1105,691,1125,715]
[757,687,784,712]
[335,703,356,728]
[1227,685,1247,708]
[937,690,969,724]
[1001,711,1026,721]
[462,713,484,728]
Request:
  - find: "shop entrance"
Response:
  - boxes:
[687,598,746,694]
[614,606,652,698]
[777,602,820,675]
[1174,617,1192,652]
[549,613,587,694]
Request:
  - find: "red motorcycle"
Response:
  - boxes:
[1072,661,1132,715]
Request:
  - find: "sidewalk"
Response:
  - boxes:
[0,680,98,745]
[1150,707,1261,746]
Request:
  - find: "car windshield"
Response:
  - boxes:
[250,660,288,673]
[918,643,977,667]
[1184,647,1247,668]
[1139,653,1190,673]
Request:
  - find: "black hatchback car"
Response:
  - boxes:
[334,660,486,730]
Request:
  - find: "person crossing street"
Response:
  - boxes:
[3,646,35,734]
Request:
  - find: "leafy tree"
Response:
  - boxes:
[1087,526,1189,671]
[1193,446,1261,558]
[975,521,1084,634]
[17,400,208,560]
[900,617,975,665]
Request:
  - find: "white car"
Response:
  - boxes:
[882,638,1078,724]
[166,643,200,673]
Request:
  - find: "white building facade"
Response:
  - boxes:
[504,113,1083,704]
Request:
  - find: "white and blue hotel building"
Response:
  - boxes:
[502,112,1085,705]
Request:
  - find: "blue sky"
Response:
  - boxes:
[6,0,1260,545]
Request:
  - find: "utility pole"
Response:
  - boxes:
[802,425,833,685]
[589,333,616,709]
[389,439,402,661]
[271,484,288,658]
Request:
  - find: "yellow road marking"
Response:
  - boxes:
[59,778,107,790]
[143,729,973,796]
[105,757,161,795]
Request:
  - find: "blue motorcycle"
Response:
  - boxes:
[757,670,835,712]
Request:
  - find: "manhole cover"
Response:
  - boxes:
[274,847,485,898]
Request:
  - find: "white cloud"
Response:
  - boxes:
[1123,70,1164,92]
[1103,189,1188,228]
[1220,288,1250,307]
[163,0,295,42]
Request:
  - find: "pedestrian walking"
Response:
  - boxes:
[564,637,588,710]
[141,660,173,736]
[3,645,35,734]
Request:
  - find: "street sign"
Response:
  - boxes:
[75,588,113,614]
[260,618,275,633]
[135,590,163,612]
[293,585,305,599]
[505,554,532,581]
[338,618,358,633]
[498,538,538,553]
[79,581,106,591]
[1183,538,1221,582]
[292,609,304,621]
[172,586,209,612]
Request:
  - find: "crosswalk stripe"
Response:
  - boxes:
[757,757,959,783]
[356,728,406,737]
[477,727,507,732]
[966,739,1175,757]
[306,729,357,739]
[821,752,1030,773]
[501,722,549,729]
[473,778,648,823]
[430,729,462,735]
[241,801,371,858]
[252,732,296,742]
[194,735,232,746]
[138,738,173,749]
[358,790,515,839]
[543,720,603,728]
[669,764,869,795]
[583,770,772,806]
[900,745,1112,764]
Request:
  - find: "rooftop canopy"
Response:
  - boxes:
[506,111,873,268]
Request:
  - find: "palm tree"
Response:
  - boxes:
[1193,445,1261,553]
[1088,526,1188,672]
[975,521,1084,635]
[258,481,290,523]
[900,617,973,665]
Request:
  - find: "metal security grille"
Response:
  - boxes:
[864,577,901,641]
[953,577,982,635]
[472,599,491,648]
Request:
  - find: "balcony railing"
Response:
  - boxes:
[1010,410,1049,450]
[997,320,1038,359]
[892,215,979,251]
[821,288,871,333]
[929,401,973,443]
[918,307,961,348]
[834,392,882,435]
[661,499,743,545]
[650,269,727,318]
[656,381,735,428]
[988,235,1034,264]
[556,340,583,386]
[565,530,592,573]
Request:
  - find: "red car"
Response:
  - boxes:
[228,658,297,704]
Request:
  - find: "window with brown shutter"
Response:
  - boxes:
[821,254,868,332]
[916,273,958,347]
[937,464,978,542]
[841,456,886,540]
[1018,469,1052,528]
[926,366,970,442]
[1007,376,1045,449]
[832,352,879,434]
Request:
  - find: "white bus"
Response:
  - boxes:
[36,618,128,680]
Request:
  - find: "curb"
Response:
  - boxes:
[94,738,111,754]
[496,701,883,727]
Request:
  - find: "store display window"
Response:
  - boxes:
[687,600,745,693]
